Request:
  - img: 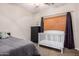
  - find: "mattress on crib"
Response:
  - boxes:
[39,40,64,49]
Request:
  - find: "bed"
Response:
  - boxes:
[0,36,40,56]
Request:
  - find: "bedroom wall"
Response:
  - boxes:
[33,4,79,50]
[0,4,34,40]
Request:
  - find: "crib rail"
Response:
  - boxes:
[38,30,65,54]
[38,32,64,43]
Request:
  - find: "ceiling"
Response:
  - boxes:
[18,3,66,14]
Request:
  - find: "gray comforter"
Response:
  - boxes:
[0,36,40,56]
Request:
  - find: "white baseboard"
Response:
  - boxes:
[75,48,79,51]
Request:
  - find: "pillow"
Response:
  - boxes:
[0,32,10,39]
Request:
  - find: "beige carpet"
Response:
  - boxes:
[35,44,79,56]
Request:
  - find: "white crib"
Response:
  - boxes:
[38,30,65,54]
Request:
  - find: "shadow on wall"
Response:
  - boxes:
[0,4,33,40]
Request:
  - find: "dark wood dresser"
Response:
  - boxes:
[31,26,41,43]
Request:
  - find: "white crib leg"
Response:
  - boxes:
[61,48,63,54]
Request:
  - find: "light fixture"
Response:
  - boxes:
[30,3,54,8]
[44,3,54,5]
[32,3,43,7]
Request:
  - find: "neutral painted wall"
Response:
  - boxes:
[0,4,34,40]
[33,4,79,50]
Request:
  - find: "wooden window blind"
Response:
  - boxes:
[44,15,66,31]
